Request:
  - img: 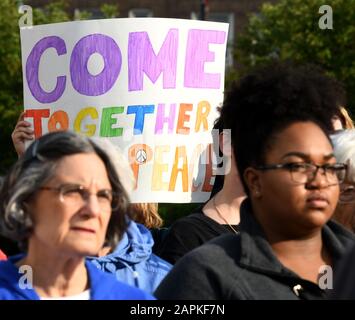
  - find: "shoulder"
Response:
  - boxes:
[143,253,172,273]
[155,234,242,299]
[171,212,205,227]
[0,262,15,299]
[86,262,154,300]
[167,210,218,235]
[165,233,241,275]
[106,276,155,300]
[189,233,242,263]
[327,219,355,241]
[0,259,20,285]
[325,219,355,252]
[0,288,18,300]
[0,259,38,300]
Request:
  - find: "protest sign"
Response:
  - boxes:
[20,18,229,202]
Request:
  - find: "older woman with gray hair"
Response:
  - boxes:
[331,129,355,233]
[0,131,154,300]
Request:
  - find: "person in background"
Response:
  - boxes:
[155,62,355,299]
[332,106,354,131]
[131,203,168,254]
[156,116,246,264]
[11,112,33,158]
[0,250,6,261]
[331,243,355,299]
[331,130,355,232]
[0,131,153,299]
[0,177,7,260]
[92,215,172,293]
[131,203,162,229]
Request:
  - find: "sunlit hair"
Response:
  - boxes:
[331,129,355,182]
[0,131,132,250]
[130,203,162,229]
[338,106,355,129]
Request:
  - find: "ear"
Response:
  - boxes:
[244,167,262,198]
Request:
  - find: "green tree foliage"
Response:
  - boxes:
[32,1,71,25]
[100,4,120,18]
[235,0,355,113]
[159,203,199,226]
[0,0,81,174]
[0,0,22,173]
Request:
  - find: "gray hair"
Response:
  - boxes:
[0,131,131,250]
[331,129,355,182]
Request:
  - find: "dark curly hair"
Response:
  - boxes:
[0,131,132,250]
[219,62,347,195]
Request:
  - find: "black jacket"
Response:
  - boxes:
[155,199,355,300]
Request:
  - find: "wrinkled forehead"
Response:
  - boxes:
[50,153,111,187]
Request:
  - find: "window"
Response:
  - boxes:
[74,8,104,20]
[207,12,235,67]
[128,8,153,18]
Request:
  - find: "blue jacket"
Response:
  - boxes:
[90,221,172,293]
[0,255,154,300]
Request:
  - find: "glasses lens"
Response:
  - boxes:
[60,185,84,204]
[59,184,116,212]
[325,164,346,185]
[289,163,309,184]
[97,189,115,212]
[290,163,346,185]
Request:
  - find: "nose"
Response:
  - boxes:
[307,167,328,188]
[82,194,101,217]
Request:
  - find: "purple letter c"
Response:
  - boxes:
[26,36,67,103]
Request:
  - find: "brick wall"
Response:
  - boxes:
[25,0,278,35]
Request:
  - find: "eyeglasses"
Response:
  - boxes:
[255,162,347,185]
[339,183,355,203]
[40,184,118,212]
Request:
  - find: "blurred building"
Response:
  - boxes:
[24,0,278,67]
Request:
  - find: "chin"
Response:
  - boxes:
[66,241,101,257]
[305,210,332,228]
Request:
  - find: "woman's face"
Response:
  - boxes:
[250,122,340,236]
[28,153,113,257]
[333,180,355,232]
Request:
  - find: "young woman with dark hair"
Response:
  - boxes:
[155,63,355,300]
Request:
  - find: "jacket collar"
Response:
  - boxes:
[238,198,355,277]
[238,199,287,275]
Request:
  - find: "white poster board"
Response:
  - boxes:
[20,18,229,203]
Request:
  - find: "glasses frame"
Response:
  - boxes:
[40,184,118,211]
[255,162,347,185]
